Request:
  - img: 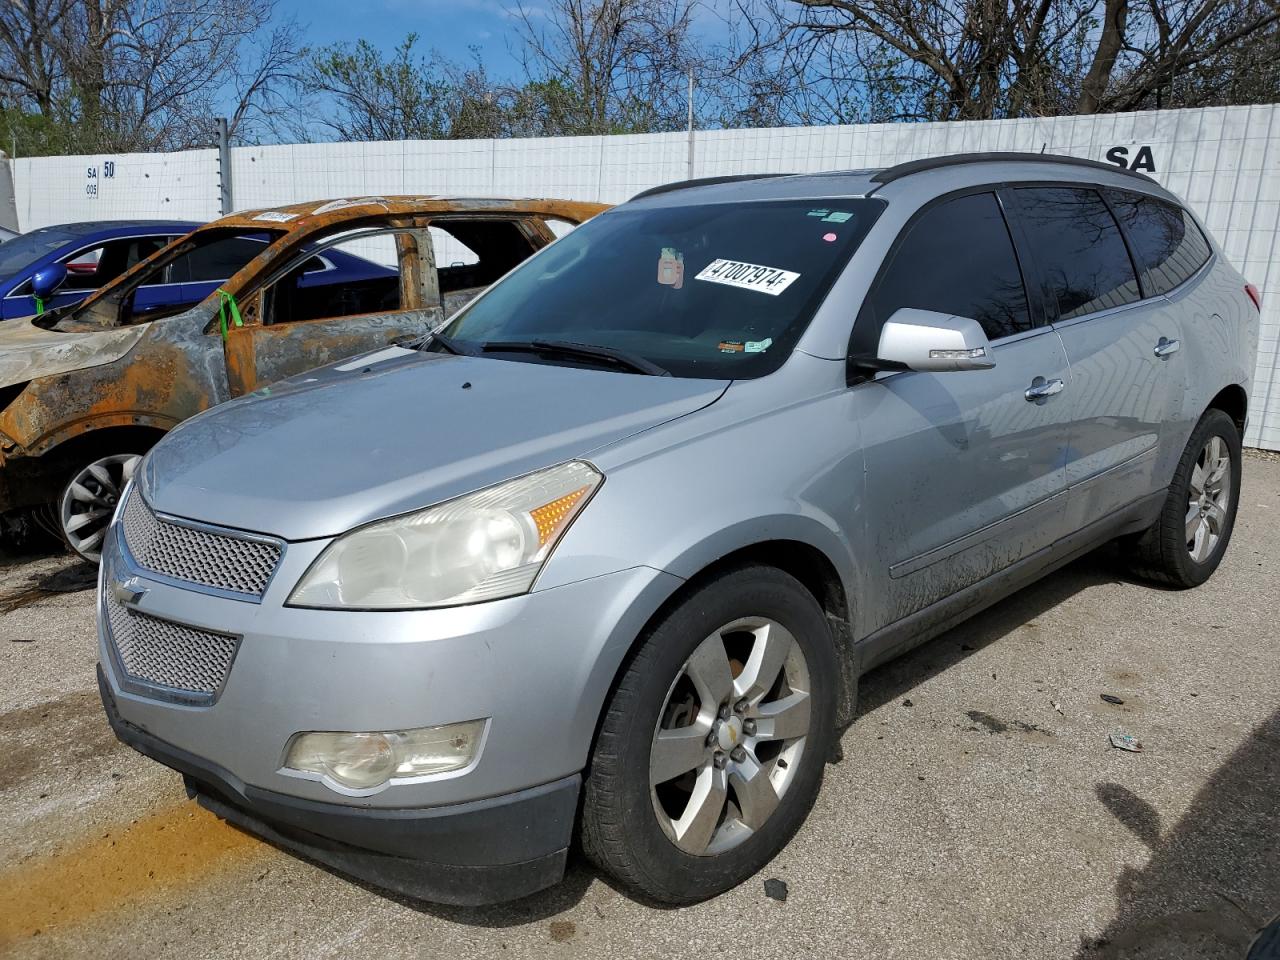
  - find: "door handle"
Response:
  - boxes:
[1024,377,1065,403]
[1154,337,1181,360]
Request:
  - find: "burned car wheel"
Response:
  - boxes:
[59,452,141,562]
[581,565,838,904]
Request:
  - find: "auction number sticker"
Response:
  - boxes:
[695,259,800,296]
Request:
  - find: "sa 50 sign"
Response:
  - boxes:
[1105,145,1156,173]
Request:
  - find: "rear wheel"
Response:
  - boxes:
[1124,408,1241,588]
[59,452,141,562]
[581,565,838,904]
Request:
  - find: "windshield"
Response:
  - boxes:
[0,227,82,278]
[441,198,883,379]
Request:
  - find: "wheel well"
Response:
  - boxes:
[46,425,167,469]
[627,541,860,729]
[6,426,167,511]
[1208,385,1248,434]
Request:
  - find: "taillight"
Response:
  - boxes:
[1245,283,1262,311]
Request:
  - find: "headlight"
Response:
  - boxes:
[288,460,602,609]
[284,720,486,791]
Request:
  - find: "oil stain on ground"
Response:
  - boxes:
[0,691,122,794]
[0,801,269,947]
[966,710,1051,736]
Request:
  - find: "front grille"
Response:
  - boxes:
[121,491,282,598]
[105,592,240,700]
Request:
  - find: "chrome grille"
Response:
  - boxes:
[105,592,239,700]
[121,491,282,598]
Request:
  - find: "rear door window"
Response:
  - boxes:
[430,220,539,295]
[1013,187,1141,321]
[858,191,1033,346]
[1106,191,1212,297]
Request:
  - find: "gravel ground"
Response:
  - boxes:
[1,454,1277,960]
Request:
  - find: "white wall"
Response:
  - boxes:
[8,105,1279,448]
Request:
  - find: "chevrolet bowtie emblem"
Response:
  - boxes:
[110,576,146,606]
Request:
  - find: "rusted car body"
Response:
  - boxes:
[0,196,607,555]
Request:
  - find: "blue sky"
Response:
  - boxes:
[277,0,539,80]
[275,0,730,81]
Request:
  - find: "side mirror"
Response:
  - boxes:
[31,263,68,300]
[876,307,996,372]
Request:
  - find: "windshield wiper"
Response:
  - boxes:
[480,339,670,377]
[399,330,472,355]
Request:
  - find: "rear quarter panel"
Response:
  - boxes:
[1164,257,1257,470]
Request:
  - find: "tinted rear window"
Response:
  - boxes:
[444,199,883,379]
[857,191,1032,346]
[1014,187,1140,321]
[1106,191,1211,296]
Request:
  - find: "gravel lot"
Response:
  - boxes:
[2,455,1277,960]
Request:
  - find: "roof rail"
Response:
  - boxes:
[869,151,1157,186]
[631,173,795,201]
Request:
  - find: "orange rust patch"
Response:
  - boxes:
[0,801,268,946]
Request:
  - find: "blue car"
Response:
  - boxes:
[0,220,395,321]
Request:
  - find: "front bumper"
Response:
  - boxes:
[100,667,577,904]
[97,510,681,902]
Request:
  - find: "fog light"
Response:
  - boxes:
[284,720,486,791]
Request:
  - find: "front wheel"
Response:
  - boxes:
[59,452,142,562]
[1124,408,1242,588]
[581,565,838,904]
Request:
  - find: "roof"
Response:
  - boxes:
[627,152,1169,207]
[869,151,1158,185]
[213,196,609,232]
[30,219,201,236]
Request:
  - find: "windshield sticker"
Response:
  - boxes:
[746,338,773,353]
[823,211,853,223]
[253,211,298,223]
[656,247,685,288]
[695,259,800,296]
[807,209,830,218]
[718,340,745,353]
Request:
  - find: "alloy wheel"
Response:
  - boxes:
[649,617,811,857]
[1186,435,1231,564]
[60,453,140,562]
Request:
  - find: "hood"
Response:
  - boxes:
[0,318,147,387]
[142,347,728,540]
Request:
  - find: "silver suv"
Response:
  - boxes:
[97,155,1261,907]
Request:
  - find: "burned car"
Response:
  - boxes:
[0,196,606,558]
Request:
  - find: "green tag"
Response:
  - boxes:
[217,289,243,341]
[34,296,44,315]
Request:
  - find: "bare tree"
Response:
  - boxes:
[1076,0,1280,113]
[508,0,701,135]
[0,0,302,154]
[724,0,1280,125]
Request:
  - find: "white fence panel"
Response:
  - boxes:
[7,105,1279,448]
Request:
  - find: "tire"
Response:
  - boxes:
[59,449,145,562]
[581,564,839,904]
[1124,408,1242,588]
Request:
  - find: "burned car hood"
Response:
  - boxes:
[142,347,728,541]
[0,318,147,387]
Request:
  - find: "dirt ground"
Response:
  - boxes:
[1,454,1277,960]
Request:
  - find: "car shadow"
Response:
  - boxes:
[854,546,1137,718]
[1078,706,1280,959]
